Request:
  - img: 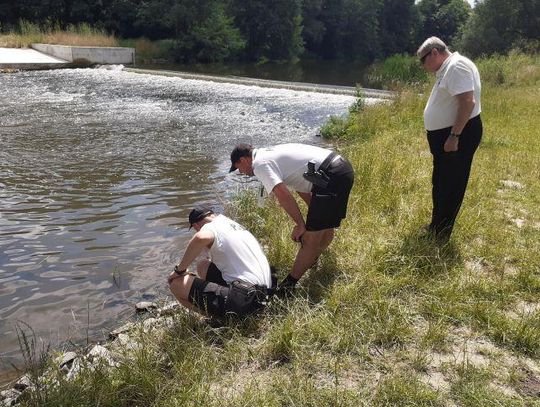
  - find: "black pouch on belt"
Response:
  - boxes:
[302,152,337,190]
[225,280,267,317]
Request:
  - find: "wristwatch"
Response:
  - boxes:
[450,132,460,138]
[173,265,186,275]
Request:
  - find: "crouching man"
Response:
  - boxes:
[168,207,272,318]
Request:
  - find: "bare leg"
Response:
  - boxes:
[168,273,199,312]
[320,229,335,252]
[290,230,326,280]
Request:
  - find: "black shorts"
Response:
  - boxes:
[188,263,267,317]
[306,156,354,231]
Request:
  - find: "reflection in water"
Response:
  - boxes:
[138,59,371,87]
[0,67,355,378]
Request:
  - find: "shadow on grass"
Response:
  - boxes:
[378,230,463,279]
[301,250,340,303]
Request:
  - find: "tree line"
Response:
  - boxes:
[0,0,538,63]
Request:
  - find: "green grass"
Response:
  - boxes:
[0,20,118,48]
[11,53,540,406]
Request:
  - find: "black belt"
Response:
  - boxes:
[319,151,336,172]
[319,152,342,173]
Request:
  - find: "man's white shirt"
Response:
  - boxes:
[252,143,332,194]
[424,52,482,131]
[201,215,271,288]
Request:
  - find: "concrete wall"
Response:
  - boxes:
[32,44,135,65]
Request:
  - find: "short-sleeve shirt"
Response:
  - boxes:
[424,52,482,131]
[252,143,332,194]
[201,215,271,287]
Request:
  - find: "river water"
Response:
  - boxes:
[0,66,355,380]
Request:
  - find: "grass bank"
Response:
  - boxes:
[0,21,118,48]
[8,54,540,406]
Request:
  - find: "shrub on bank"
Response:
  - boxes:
[362,54,429,90]
[119,38,175,63]
[0,20,118,48]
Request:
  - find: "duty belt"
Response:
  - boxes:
[319,152,342,173]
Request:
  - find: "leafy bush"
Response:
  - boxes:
[362,54,429,90]
[476,52,540,87]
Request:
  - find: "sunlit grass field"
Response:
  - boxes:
[11,54,540,406]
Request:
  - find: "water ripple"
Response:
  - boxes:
[0,67,354,377]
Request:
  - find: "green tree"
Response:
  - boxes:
[458,0,540,57]
[301,0,326,56]
[171,0,244,62]
[317,0,382,61]
[414,0,471,46]
[229,0,304,62]
[134,0,177,39]
[378,0,416,55]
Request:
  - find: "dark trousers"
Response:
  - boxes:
[427,115,482,239]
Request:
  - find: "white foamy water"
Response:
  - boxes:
[0,67,355,377]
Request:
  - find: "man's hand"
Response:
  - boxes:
[167,270,182,285]
[444,135,459,152]
[291,224,306,243]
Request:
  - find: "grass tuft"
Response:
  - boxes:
[0,20,118,48]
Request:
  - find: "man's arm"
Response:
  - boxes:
[272,182,306,241]
[445,90,475,152]
[297,191,312,206]
[168,230,214,283]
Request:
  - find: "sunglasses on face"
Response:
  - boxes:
[420,49,432,64]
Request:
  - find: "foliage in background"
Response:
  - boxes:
[456,0,540,57]
[413,0,471,46]
[2,0,537,64]
[119,38,174,62]
[0,20,118,48]
[362,54,429,90]
[170,0,244,63]
[228,0,304,62]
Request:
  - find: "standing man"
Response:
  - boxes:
[229,143,354,290]
[168,207,272,317]
[417,36,482,241]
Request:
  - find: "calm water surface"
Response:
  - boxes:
[0,66,355,379]
[138,59,370,86]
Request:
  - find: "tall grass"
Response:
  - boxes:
[0,20,118,48]
[11,53,540,406]
[119,38,174,62]
[362,54,429,90]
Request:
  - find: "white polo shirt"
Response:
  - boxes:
[201,215,271,288]
[252,143,332,194]
[424,52,482,131]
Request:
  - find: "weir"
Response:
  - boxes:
[0,44,135,70]
[125,67,395,99]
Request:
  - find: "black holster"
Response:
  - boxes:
[225,280,268,317]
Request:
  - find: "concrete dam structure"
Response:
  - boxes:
[0,44,135,70]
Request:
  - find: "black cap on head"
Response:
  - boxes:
[229,144,253,173]
[188,207,213,229]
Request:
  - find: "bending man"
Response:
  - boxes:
[168,208,272,317]
[229,143,354,290]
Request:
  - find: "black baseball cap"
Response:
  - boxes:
[188,207,213,229]
[229,144,253,172]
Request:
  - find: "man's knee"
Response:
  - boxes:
[301,230,326,248]
[169,274,195,302]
